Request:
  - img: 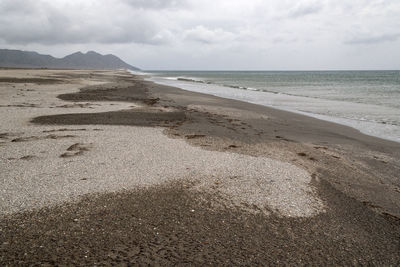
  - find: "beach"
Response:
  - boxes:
[0,69,399,265]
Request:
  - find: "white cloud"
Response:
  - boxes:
[287,1,324,18]
[121,0,190,9]
[0,0,175,45]
[184,26,235,44]
[346,33,400,45]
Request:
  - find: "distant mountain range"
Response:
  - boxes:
[0,49,140,70]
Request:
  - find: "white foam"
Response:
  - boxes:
[126,69,151,76]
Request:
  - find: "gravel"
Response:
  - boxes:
[0,69,325,217]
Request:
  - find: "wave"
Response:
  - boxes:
[177,77,212,84]
[172,76,320,97]
[171,76,400,111]
[173,77,262,92]
[127,70,151,76]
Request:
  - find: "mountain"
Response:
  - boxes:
[0,49,140,70]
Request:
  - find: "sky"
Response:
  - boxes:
[0,0,399,70]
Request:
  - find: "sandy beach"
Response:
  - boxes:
[1,69,399,265]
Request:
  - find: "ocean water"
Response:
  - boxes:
[144,71,400,143]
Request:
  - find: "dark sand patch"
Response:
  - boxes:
[228,144,239,148]
[185,134,206,139]
[0,133,10,139]
[32,110,186,127]
[67,143,90,152]
[46,70,125,81]
[57,81,152,104]
[42,128,103,133]
[19,155,38,160]
[42,128,88,133]
[0,77,62,84]
[60,143,92,158]
[0,180,398,265]
[11,134,75,142]
[55,103,98,108]
[0,103,38,108]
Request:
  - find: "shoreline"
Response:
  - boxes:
[1,69,399,265]
[145,72,400,144]
[145,73,400,149]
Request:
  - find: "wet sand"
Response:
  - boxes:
[1,69,399,265]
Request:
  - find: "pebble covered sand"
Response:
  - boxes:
[0,69,324,217]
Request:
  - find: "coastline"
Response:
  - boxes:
[1,69,399,265]
[148,73,400,146]
[146,72,400,144]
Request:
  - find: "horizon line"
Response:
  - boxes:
[143,69,400,72]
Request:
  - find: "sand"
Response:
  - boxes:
[0,69,399,265]
[0,69,324,217]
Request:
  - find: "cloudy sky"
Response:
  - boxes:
[1,0,399,70]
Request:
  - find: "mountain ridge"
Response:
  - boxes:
[0,49,140,70]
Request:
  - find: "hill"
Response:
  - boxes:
[0,49,140,70]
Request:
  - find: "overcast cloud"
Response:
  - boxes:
[0,0,399,70]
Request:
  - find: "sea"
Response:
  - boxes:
[137,70,400,143]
